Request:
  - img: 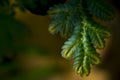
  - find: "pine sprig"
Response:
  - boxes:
[48,4,73,37]
[61,17,102,76]
[48,4,72,16]
[85,0,115,21]
[48,3,82,37]
[48,0,114,77]
[61,24,82,59]
[73,20,101,77]
[84,17,111,49]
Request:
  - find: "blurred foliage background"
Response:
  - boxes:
[0,0,120,80]
[0,0,73,80]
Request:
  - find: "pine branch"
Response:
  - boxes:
[61,24,82,59]
[48,0,114,77]
[48,4,71,16]
[84,17,111,49]
[85,0,115,21]
[48,3,82,37]
[62,19,101,76]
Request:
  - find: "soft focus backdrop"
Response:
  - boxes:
[1,0,120,80]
